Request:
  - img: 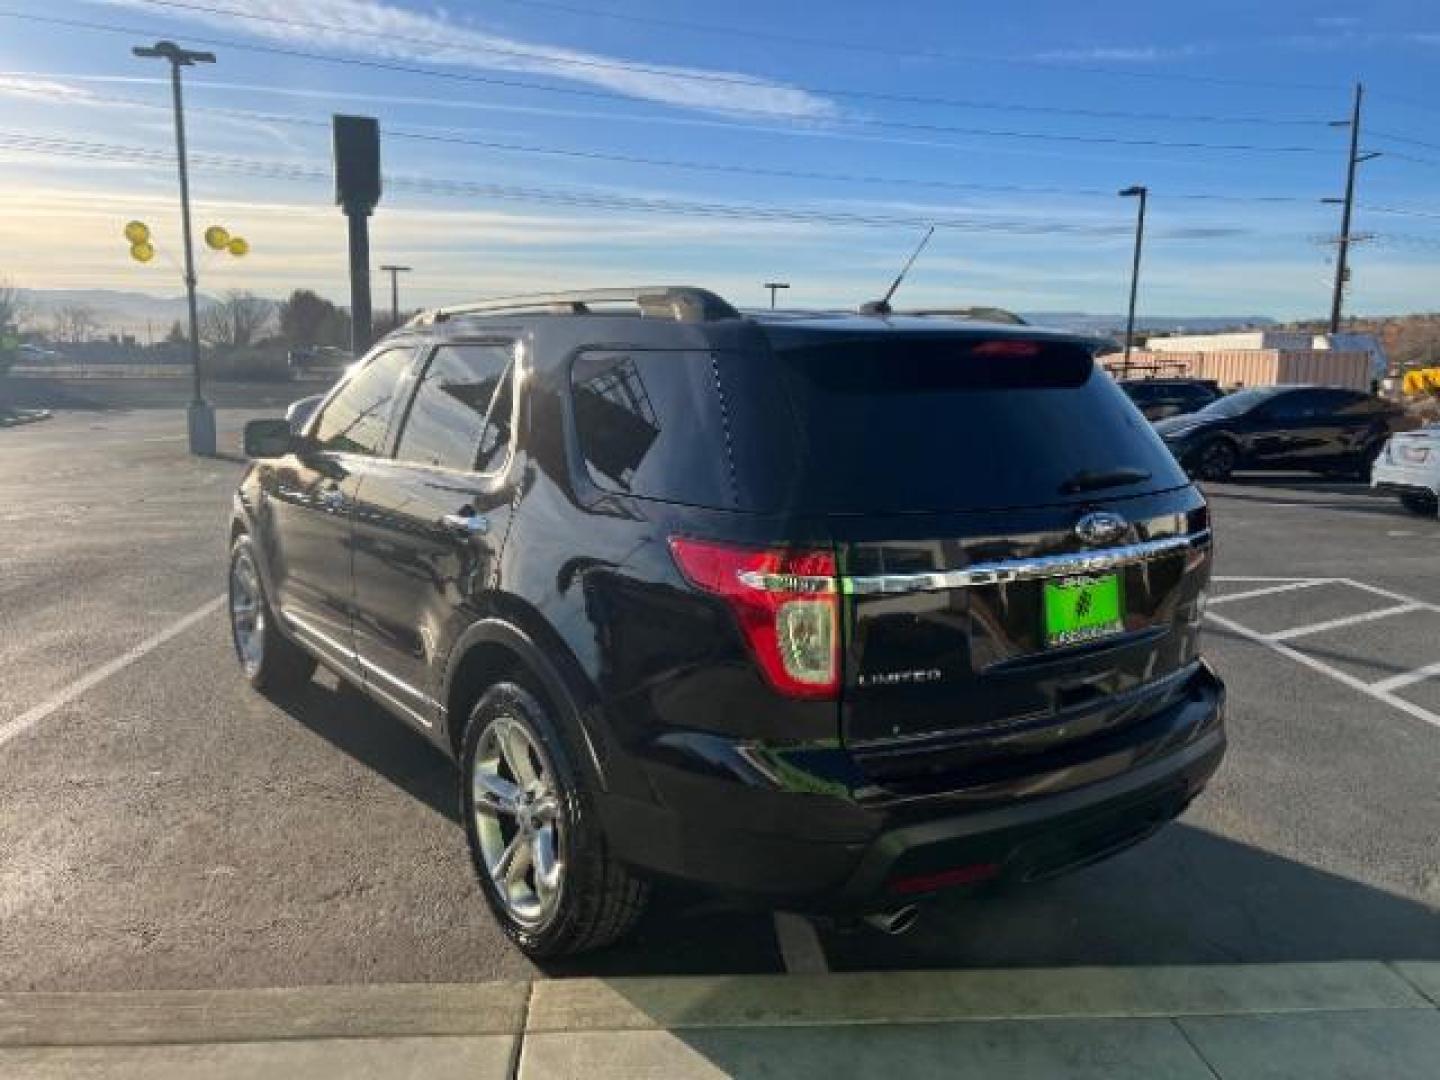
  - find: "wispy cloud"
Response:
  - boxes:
[1031,43,1210,64]
[0,74,99,102]
[98,0,836,120]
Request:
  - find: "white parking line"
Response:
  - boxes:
[1370,658,1440,695]
[1268,603,1424,643]
[1209,579,1331,605]
[0,596,225,752]
[1207,610,1440,732]
[772,912,829,974]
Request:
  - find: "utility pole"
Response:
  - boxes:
[379,264,411,329]
[1118,185,1148,378]
[133,40,216,456]
[1326,83,1380,334]
[763,281,790,309]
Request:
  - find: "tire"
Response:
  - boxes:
[460,681,649,958]
[227,534,317,694]
[1349,442,1384,480]
[1400,492,1439,517]
[1193,438,1237,482]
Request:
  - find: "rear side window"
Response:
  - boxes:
[772,337,1188,513]
[311,346,413,456]
[571,350,738,509]
[395,343,516,473]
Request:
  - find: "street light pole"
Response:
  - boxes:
[379,264,411,328]
[133,40,216,456]
[763,282,790,309]
[1118,185,1148,379]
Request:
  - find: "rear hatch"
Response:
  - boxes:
[762,330,1209,786]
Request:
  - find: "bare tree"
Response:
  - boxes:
[201,290,274,349]
[52,304,99,344]
[0,276,27,333]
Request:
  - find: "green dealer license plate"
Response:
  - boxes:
[1043,574,1124,647]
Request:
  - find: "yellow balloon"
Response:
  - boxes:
[124,220,150,244]
[129,241,155,264]
[204,225,231,251]
[227,236,249,257]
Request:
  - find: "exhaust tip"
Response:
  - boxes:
[862,904,921,936]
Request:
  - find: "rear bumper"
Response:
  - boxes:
[598,662,1225,909]
[1371,460,1438,499]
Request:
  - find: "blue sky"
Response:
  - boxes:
[1,0,1438,317]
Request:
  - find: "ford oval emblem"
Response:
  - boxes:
[1075,511,1127,547]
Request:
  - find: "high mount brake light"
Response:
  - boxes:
[970,339,1042,359]
[668,537,840,700]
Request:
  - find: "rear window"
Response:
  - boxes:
[771,337,1188,513]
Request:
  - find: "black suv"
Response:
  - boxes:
[230,287,1225,957]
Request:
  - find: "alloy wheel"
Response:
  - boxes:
[229,550,265,677]
[471,715,564,928]
[1198,441,1234,481]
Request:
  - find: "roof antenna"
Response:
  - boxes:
[860,225,935,316]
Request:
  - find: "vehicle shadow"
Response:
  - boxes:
[267,676,1440,978]
[271,677,459,824]
[815,821,1440,971]
[269,676,791,975]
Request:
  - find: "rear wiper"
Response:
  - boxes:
[1060,467,1152,494]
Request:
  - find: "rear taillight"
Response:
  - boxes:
[668,537,840,700]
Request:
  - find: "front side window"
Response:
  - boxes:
[394,343,517,473]
[311,346,414,456]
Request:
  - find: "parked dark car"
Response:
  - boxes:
[1120,378,1222,421]
[1153,384,1405,481]
[230,287,1225,958]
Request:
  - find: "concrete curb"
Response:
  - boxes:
[3,963,1438,1079]
[2,962,1435,1048]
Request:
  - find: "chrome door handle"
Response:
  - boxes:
[441,511,490,536]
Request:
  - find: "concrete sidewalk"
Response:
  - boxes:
[3,962,1438,1078]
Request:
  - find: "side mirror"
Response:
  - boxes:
[285,394,324,433]
[243,418,296,459]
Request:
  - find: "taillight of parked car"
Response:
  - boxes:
[668,537,840,700]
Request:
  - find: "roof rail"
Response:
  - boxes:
[901,307,1028,326]
[412,287,739,326]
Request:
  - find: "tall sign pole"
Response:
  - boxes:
[333,116,381,356]
[133,40,216,456]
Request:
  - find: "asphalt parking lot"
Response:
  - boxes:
[1,379,1437,992]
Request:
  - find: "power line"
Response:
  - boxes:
[127,0,1340,121]
[1358,204,1440,222]
[1370,129,1440,152]
[0,8,1339,149]
[0,128,1259,238]
[32,89,1341,206]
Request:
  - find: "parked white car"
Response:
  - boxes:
[1372,425,1440,516]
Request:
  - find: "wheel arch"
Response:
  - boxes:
[441,616,608,791]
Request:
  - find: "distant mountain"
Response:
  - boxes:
[17,289,222,340]
[1021,312,1278,337]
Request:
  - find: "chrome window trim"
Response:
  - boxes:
[840,531,1210,596]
